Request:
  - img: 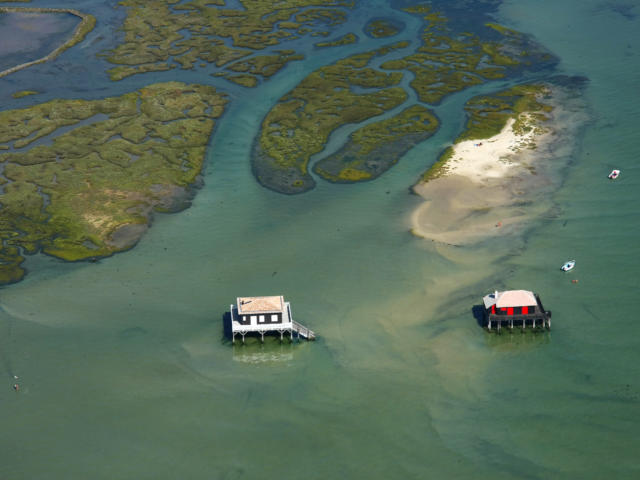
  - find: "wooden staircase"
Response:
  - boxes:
[291,320,316,340]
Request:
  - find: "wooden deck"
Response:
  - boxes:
[486,313,551,330]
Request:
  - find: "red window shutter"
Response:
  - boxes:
[507,307,514,315]
[491,305,496,314]
[522,306,528,315]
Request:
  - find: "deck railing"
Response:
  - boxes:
[292,320,315,340]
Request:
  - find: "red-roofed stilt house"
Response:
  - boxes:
[483,290,551,330]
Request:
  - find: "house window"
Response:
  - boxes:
[507,307,514,315]
[259,315,265,323]
[271,314,278,322]
[242,315,246,322]
[250,315,257,323]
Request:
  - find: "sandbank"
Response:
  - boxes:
[411,114,555,246]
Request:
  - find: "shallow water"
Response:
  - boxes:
[0,11,80,72]
[1,0,639,478]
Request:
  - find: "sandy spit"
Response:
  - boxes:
[411,114,555,246]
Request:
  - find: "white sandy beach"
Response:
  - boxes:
[443,116,542,181]
[411,114,553,245]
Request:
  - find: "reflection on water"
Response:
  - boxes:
[232,342,295,364]
[484,329,551,351]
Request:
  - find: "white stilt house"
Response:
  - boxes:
[230,295,315,343]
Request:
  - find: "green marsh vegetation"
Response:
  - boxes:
[253,42,409,194]
[254,4,556,193]
[459,84,552,140]
[364,19,403,38]
[11,90,39,99]
[380,6,555,105]
[314,105,439,182]
[224,50,305,78]
[103,0,353,83]
[314,33,357,48]
[0,82,227,284]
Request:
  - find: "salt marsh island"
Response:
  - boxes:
[253,6,556,194]
[253,42,409,193]
[314,32,357,48]
[0,82,227,284]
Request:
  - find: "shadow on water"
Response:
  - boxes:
[222,311,232,340]
[471,305,551,350]
[472,304,486,328]
[0,313,15,379]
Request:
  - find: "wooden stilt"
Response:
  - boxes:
[488,320,491,330]
[533,318,536,329]
[260,331,264,343]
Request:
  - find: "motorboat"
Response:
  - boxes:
[608,169,620,179]
[561,260,575,272]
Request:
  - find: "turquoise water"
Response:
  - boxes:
[1,0,639,478]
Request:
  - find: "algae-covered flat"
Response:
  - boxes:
[0,82,227,285]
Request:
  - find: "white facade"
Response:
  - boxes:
[229,296,315,342]
[230,301,293,333]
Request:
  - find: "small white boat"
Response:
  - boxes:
[561,260,576,272]
[608,169,620,179]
